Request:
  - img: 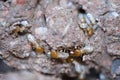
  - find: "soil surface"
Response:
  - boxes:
[0,0,120,80]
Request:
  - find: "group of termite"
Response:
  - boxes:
[10,5,98,80]
[10,22,94,61]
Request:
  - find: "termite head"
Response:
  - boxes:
[73,49,83,57]
[66,57,74,63]
[12,25,20,37]
[87,27,94,37]
[50,50,59,59]
[11,20,31,37]
[35,46,44,53]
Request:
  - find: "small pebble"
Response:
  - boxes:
[111,59,120,76]
[35,27,47,35]
[21,21,29,26]
[99,73,106,80]
[111,12,119,18]
[46,52,51,58]
[1,21,7,27]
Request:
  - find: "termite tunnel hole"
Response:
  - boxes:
[85,68,100,79]
[0,0,7,2]
[77,5,87,14]
[72,1,86,14]
[61,73,78,80]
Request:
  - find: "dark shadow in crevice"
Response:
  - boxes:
[61,73,78,80]
[0,0,7,2]
[78,7,86,14]
[0,59,18,73]
[85,68,100,80]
